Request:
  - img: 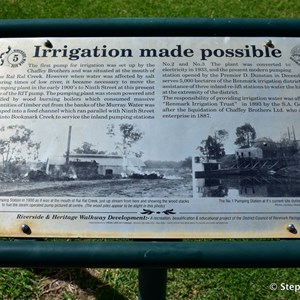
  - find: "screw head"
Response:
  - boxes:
[21,224,31,235]
[265,40,275,48]
[287,224,297,234]
[44,40,53,48]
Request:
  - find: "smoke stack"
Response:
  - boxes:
[66,125,72,166]
[292,126,296,141]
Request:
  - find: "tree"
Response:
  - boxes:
[235,123,256,148]
[0,125,40,172]
[199,135,226,159]
[215,129,229,143]
[73,142,100,154]
[181,156,192,169]
[198,129,228,160]
[107,123,144,158]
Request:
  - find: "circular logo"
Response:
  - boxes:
[290,45,300,66]
[6,49,26,67]
[269,283,277,291]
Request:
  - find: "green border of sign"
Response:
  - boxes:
[0,18,300,37]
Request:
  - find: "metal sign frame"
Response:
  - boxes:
[0,19,299,238]
[1,18,300,300]
[1,18,300,37]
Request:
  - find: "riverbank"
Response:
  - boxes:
[0,177,193,197]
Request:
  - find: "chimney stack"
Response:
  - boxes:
[66,125,72,166]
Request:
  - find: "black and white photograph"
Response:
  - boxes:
[0,116,299,199]
[0,121,193,198]
[193,122,300,198]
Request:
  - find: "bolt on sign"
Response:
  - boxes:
[0,19,300,238]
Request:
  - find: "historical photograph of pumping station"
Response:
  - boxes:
[0,121,300,198]
[0,123,192,197]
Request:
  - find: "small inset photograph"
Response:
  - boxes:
[193,124,300,198]
[0,122,193,198]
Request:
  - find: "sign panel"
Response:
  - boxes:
[0,37,300,238]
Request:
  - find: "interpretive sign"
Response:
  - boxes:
[0,36,300,238]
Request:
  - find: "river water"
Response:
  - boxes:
[193,176,300,198]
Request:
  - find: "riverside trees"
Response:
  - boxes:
[0,125,40,173]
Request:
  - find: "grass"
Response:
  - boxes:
[168,268,300,299]
[1,0,300,299]
[0,267,137,299]
[2,265,300,299]
[0,0,300,19]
